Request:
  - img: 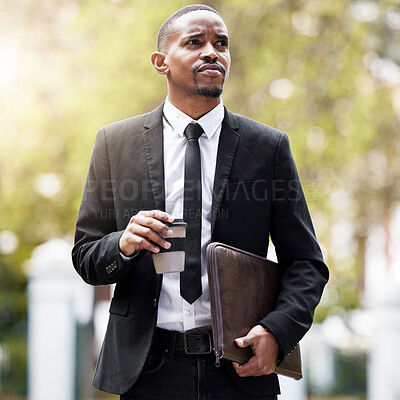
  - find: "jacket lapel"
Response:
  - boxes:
[141,104,240,231]
[211,108,240,235]
[142,102,166,211]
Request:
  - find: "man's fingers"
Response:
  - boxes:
[122,233,160,253]
[232,326,279,378]
[235,337,250,348]
[131,225,172,249]
[232,357,259,377]
[138,210,174,223]
[132,214,174,237]
[233,357,275,377]
[119,210,174,255]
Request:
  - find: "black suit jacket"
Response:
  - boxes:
[72,103,329,395]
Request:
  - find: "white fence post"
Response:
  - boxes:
[367,291,400,400]
[27,238,87,400]
[365,206,400,400]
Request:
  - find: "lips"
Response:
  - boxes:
[197,63,224,74]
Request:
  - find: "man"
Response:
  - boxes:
[72,4,329,399]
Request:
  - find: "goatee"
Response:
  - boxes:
[195,87,223,98]
[192,62,226,98]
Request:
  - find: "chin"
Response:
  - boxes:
[196,86,223,98]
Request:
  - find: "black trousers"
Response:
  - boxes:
[121,332,279,400]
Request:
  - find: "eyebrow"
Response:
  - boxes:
[182,33,229,42]
[216,33,229,41]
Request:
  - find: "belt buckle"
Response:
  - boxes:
[183,332,212,355]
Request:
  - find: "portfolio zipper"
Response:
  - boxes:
[215,350,221,367]
[207,243,224,367]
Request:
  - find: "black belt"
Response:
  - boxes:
[155,328,213,355]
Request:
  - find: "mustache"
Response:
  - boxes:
[192,62,226,75]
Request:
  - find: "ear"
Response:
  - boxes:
[151,51,169,75]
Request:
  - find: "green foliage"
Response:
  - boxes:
[0,255,27,394]
[0,337,27,395]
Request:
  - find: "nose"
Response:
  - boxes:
[200,42,218,62]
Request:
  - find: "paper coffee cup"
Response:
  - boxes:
[152,219,187,274]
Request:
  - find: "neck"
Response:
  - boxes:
[167,92,221,120]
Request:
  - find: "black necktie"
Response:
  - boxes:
[180,122,203,304]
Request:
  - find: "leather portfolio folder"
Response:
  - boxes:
[206,242,302,380]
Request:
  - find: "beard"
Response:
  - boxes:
[195,86,223,98]
[192,62,226,98]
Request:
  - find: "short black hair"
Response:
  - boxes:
[157,4,221,52]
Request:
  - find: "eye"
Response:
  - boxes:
[187,39,201,45]
[216,40,228,48]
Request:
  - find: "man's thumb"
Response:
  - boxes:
[235,337,250,348]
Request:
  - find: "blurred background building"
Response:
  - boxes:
[1,0,400,399]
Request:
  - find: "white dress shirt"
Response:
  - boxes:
[156,98,224,332]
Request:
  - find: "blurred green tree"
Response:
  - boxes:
[0,254,27,394]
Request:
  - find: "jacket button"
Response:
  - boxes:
[153,299,157,308]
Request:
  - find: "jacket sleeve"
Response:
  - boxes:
[259,132,329,359]
[71,128,142,285]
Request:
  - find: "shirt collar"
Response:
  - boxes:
[163,98,224,140]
